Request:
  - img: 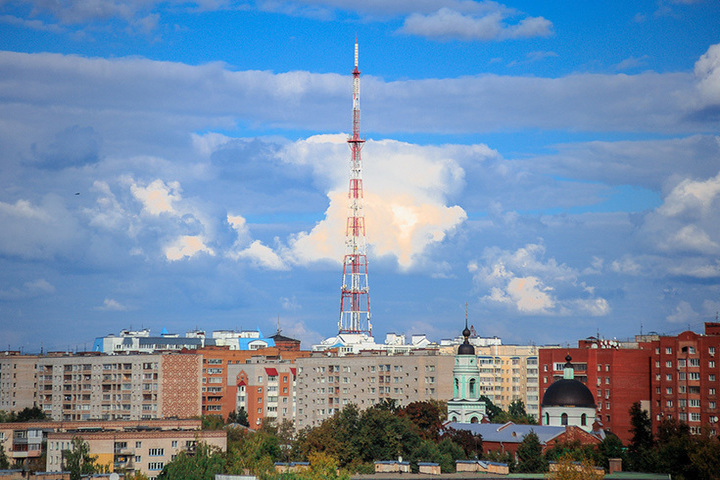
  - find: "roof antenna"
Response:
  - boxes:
[465,302,469,330]
[277,314,281,335]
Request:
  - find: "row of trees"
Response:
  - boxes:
[0,406,47,423]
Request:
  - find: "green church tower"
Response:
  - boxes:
[447,309,486,423]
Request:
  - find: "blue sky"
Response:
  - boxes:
[1,0,720,352]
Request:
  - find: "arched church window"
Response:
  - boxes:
[470,416,478,424]
[561,413,568,426]
[544,412,549,425]
[581,413,587,426]
[469,378,476,396]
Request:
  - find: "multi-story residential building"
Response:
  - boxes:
[35,352,202,421]
[474,344,545,417]
[0,352,38,412]
[639,322,720,436]
[228,359,298,427]
[0,419,199,468]
[539,341,652,443]
[45,426,226,478]
[293,350,454,429]
[197,339,310,421]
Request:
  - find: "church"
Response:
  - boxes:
[447,320,486,423]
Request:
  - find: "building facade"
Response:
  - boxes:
[35,352,202,421]
[540,339,651,443]
[639,322,720,435]
[0,353,38,413]
[227,360,298,427]
[46,428,226,478]
[0,419,200,469]
[294,350,453,429]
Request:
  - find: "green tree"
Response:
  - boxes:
[515,431,547,473]
[689,429,720,480]
[226,425,283,476]
[15,406,47,422]
[597,433,625,471]
[439,427,482,459]
[158,442,224,480]
[228,407,249,427]
[479,395,502,422]
[62,437,98,480]
[201,415,225,430]
[0,443,10,469]
[654,418,695,479]
[627,402,654,472]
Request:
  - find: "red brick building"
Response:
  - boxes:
[194,342,310,421]
[539,343,651,443]
[638,322,720,435]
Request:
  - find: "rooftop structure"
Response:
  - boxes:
[93,328,275,354]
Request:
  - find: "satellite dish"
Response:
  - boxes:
[109,473,120,480]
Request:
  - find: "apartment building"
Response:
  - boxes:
[197,342,310,421]
[539,341,652,443]
[227,359,297,427]
[639,322,720,435]
[35,352,202,421]
[46,427,226,478]
[294,350,454,429]
[474,344,545,417]
[0,419,200,468]
[0,353,38,412]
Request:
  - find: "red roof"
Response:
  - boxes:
[265,367,278,376]
[290,367,296,376]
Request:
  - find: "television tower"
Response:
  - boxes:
[338,40,371,336]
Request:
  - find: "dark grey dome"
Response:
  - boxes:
[541,379,596,408]
[458,342,475,355]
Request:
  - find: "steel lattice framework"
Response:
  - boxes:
[338,40,371,336]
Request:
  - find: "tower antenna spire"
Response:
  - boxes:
[339,39,371,337]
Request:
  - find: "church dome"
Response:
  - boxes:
[541,379,596,408]
[458,342,475,355]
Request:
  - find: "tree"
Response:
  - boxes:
[201,415,225,430]
[492,399,537,425]
[228,407,249,427]
[439,427,482,459]
[597,433,625,471]
[547,454,604,480]
[479,395,502,422]
[62,437,98,480]
[399,401,446,440]
[158,442,224,480]
[515,431,547,473]
[627,402,654,472]
[0,443,9,470]
[15,406,47,422]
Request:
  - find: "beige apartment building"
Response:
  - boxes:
[35,352,202,421]
[0,419,200,468]
[0,353,39,412]
[46,428,226,478]
[294,350,454,429]
[475,344,544,418]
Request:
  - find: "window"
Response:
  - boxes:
[690,372,700,380]
[561,413,568,426]
[666,374,672,381]
[148,462,164,471]
[149,448,164,456]
[690,399,700,407]
[710,361,716,368]
[135,441,142,448]
[666,361,672,368]
[666,387,673,394]
[171,441,177,448]
[581,413,587,426]
[711,388,716,395]
[690,413,701,422]
[666,347,672,354]
[690,358,700,367]
[711,347,716,355]
[710,374,717,382]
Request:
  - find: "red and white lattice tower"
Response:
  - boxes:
[338,40,371,336]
